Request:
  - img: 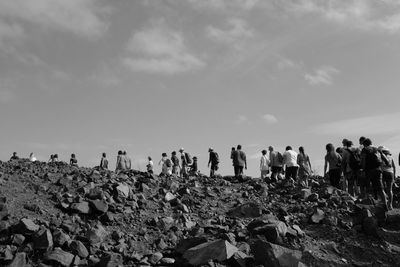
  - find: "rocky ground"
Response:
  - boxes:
[0,159,400,267]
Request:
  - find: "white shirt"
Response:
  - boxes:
[260,155,270,171]
[283,150,299,167]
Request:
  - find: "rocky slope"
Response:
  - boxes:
[0,159,400,266]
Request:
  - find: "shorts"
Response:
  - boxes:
[365,169,383,191]
[211,164,219,171]
[271,166,282,174]
[382,171,394,186]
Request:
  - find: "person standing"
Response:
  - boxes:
[341,140,359,196]
[100,153,108,170]
[208,148,219,178]
[116,150,127,173]
[361,138,388,209]
[146,156,154,174]
[232,145,247,177]
[230,147,236,175]
[269,146,283,182]
[283,146,299,181]
[171,151,180,176]
[9,152,19,161]
[297,146,311,187]
[324,143,342,189]
[123,151,132,170]
[379,146,395,210]
[70,154,78,167]
[260,150,270,179]
[159,153,172,176]
[179,148,189,178]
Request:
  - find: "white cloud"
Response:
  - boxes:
[304,66,339,86]
[285,0,400,33]
[262,114,278,124]
[311,112,400,136]
[124,23,205,74]
[235,115,248,124]
[277,56,299,70]
[206,18,254,49]
[0,0,110,39]
[188,0,259,11]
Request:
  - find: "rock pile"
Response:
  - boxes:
[0,159,399,266]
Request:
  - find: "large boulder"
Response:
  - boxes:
[183,239,238,266]
[228,202,262,218]
[44,247,75,267]
[251,239,303,267]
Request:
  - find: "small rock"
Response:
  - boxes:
[86,224,108,245]
[251,239,302,267]
[310,208,325,224]
[34,228,53,250]
[16,218,39,235]
[148,252,163,265]
[7,252,27,267]
[98,253,123,267]
[70,201,90,214]
[11,234,25,246]
[228,202,262,218]
[52,229,71,247]
[160,257,175,264]
[70,240,89,258]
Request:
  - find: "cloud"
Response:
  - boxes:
[262,114,278,124]
[311,112,400,136]
[304,66,339,86]
[277,56,299,70]
[124,23,205,74]
[285,0,400,33]
[235,115,248,124]
[188,0,259,11]
[206,18,254,49]
[0,0,110,39]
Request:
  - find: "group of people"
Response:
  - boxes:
[149,148,219,178]
[324,137,397,210]
[256,146,312,187]
[7,137,399,210]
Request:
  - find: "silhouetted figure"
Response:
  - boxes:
[260,149,270,180]
[231,145,247,177]
[9,152,19,161]
[171,151,180,176]
[147,156,154,174]
[70,154,78,167]
[324,143,342,189]
[208,148,219,178]
[283,146,299,181]
[100,153,108,170]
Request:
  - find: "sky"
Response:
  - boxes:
[1,0,400,177]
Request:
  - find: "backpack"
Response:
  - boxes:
[277,152,284,165]
[213,152,220,164]
[365,147,382,169]
[185,153,193,165]
[165,158,172,168]
[347,149,361,170]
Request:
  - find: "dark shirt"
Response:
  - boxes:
[232,149,247,167]
[9,156,19,160]
[100,157,108,169]
[171,155,180,166]
[208,151,219,165]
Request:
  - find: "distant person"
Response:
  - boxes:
[283,146,299,181]
[297,146,311,187]
[9,152,19,161]
[189,156,199,176]
[208,148,219,178]
[70,154,78,167]
[116,150,126,173]
[48,154,58,163]
[361,138,388,209]
[379,146,395,210]
[29,153,37,162]
[341,139,359,197]
[146,156,154,174]
[230,147,236,174]
[123,151,132,170]
[232,145,247,177]
[179,148,192,178]
[260,150,270,179]
[171,151,180,176]
[100,153,108,170]
[324,143,342,189]
[269,146,283,182]
[159,153,172,176]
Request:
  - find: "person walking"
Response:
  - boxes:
[341,139,359,197]
[100,153,108,170]
[361,138,388,209]
[208,148,219,178]
[116,150,127,173]
[70,154,78,167]
[283,146,299,181]
[232,145,247,177]
[269,146,283,182]
[171,151,180,176]
[179,148,192,178]
[297,146,312,187]
[260,149,270,180]
[146,156,154,174]
[159,153,172,176]
[379,146,395,210]
[324,143,342,189]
